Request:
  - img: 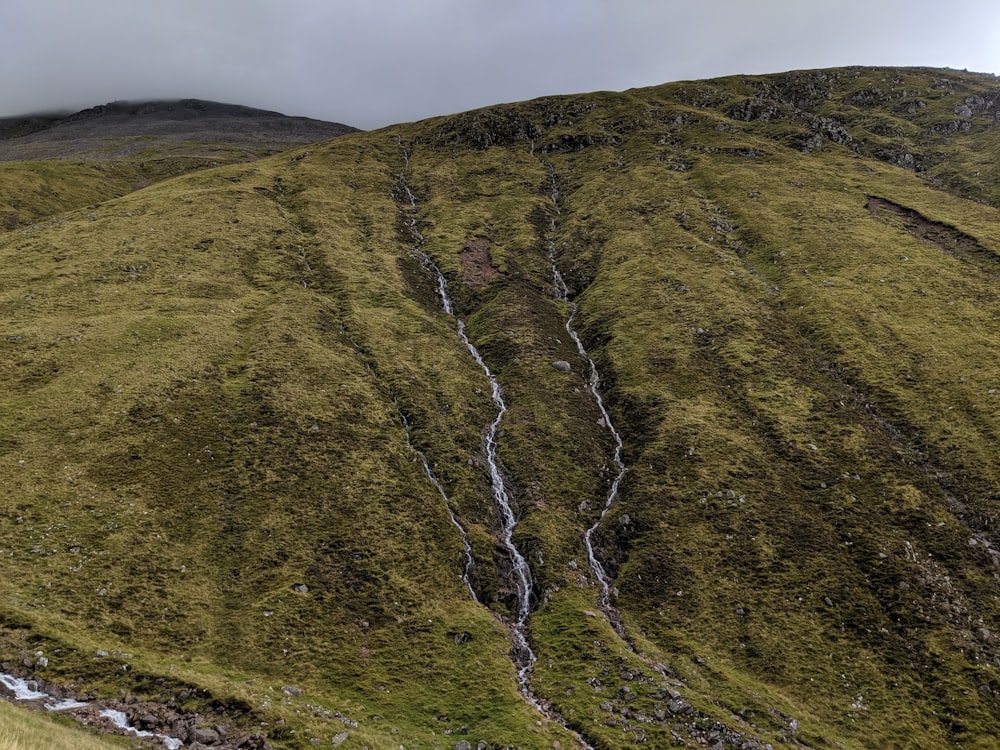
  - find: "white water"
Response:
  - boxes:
[47,697,90,711]
[397,164,537,687]
[0,673,48,702]
[101,709,184,749]
[546,171,628,631]
[458,315,536,683]
[397,405,478,601]
[397,154,599,749]
[0,670,183,748]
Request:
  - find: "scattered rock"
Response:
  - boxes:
[668,698,692,715]
[281,685,302,697]
[801,132,824,153]
[332,730,350,745]
[191,726,221,744]
[136,713,159,729]
[551,360,571,372]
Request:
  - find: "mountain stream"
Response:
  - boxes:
[0,671,183,748]
[546,169,628,633]
[396,166,536,681]
[396,150,599,748]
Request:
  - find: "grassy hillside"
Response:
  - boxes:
[0,99,357,231]
[1,66,1000,749]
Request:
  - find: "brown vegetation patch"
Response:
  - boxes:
[459,237,500,287]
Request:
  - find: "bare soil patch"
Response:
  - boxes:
[866,195,1000,274]
[459,238,500,287]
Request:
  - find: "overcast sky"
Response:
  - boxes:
[3,0,999,130]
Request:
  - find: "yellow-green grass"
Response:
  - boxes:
[1,66,1000,748]
[0,700,125,750]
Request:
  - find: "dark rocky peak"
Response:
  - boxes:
[26,98,357,139]
[65,99,289,123]
[0,98,358,161]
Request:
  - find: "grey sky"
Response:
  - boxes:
[3,0,998,130]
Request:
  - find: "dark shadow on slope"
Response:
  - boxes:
[866,196,1000,274]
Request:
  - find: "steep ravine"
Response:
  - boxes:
[395,159,533,656]
[535,155,810,750]
[544,167,627,633]
[395,151,599,749]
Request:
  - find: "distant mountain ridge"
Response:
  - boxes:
[0,98,358,230]
[0,98,357,161]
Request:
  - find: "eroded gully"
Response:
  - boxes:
[545,168,628,634]
[396,153,597,749]
[395,155,535,684]
[396,403,478,602]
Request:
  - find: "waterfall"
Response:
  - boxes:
[397,162,537,686]
[546,170,628,631]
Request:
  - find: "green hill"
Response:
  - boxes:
[1,66,1000,749]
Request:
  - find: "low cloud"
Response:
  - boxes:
[3,0,998,129]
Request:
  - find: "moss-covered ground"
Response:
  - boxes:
[2,66,1000,748]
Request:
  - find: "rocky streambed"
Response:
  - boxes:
[0,663,273,749]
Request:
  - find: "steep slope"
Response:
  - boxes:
[1,66,1000,749]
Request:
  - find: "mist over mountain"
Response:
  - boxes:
[1,66,1000,749]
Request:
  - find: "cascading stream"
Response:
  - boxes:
[546,170,628,633]
[396,403,478,601]
[0,672,183,749]
[396,159,537,687]
[396,152,599,750]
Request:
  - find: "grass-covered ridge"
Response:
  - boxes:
[1,66,1000,748]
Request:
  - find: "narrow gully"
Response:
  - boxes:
[396,151,599,750]
[396,401,478,601]
[545,168,628,634]
[395,158,536,686]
